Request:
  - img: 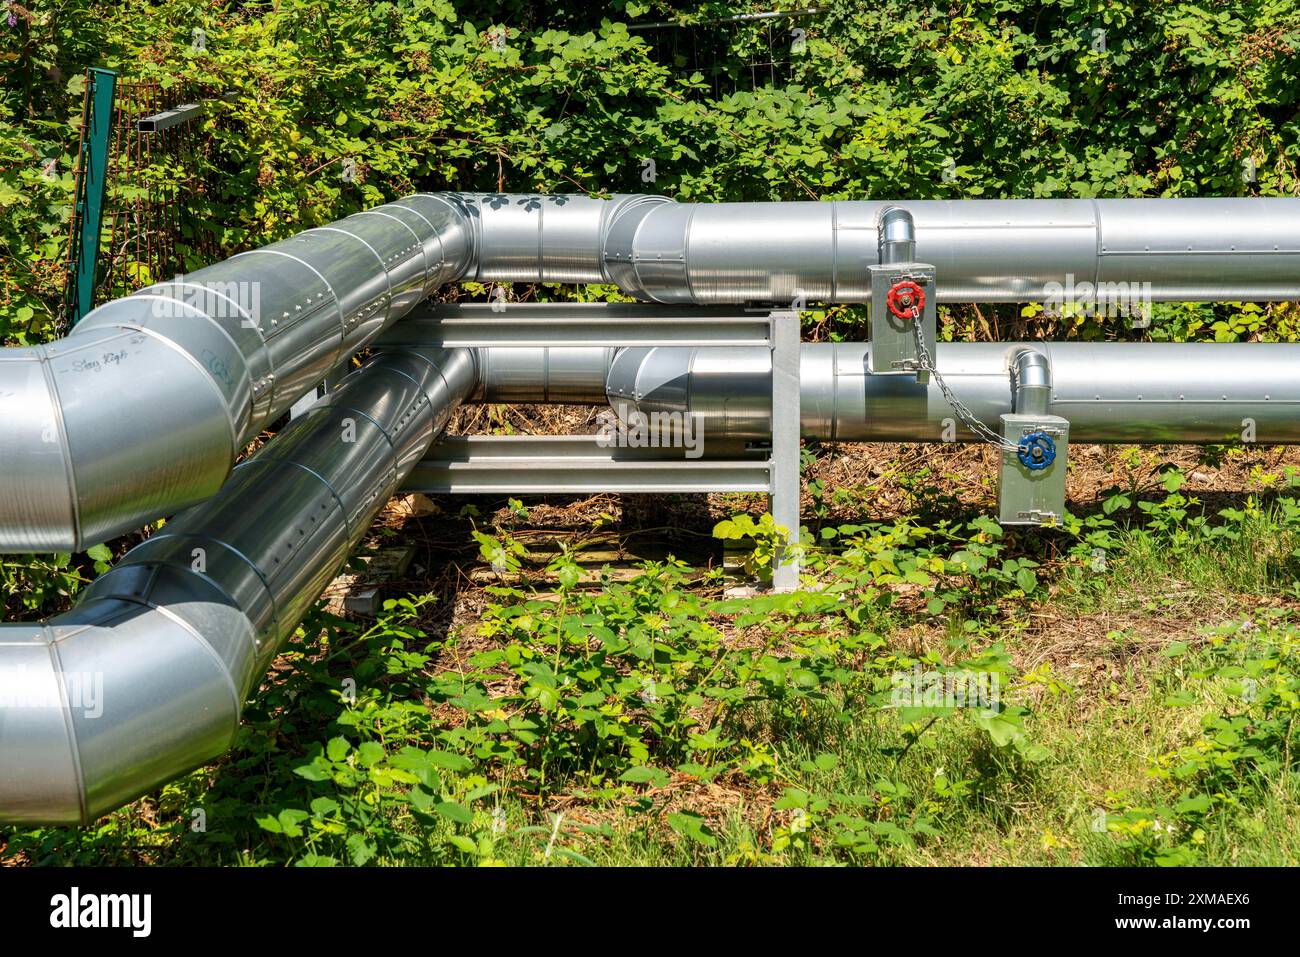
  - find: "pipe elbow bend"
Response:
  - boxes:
[0,593,249,824]
[0,314,238,553]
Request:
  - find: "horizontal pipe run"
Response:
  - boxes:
[804,342,1300,445]
[464,342,1300,447]
[593,197,1300,304]
[475,345,614,405]
[0,347,475,824]
[446,193,1300,303]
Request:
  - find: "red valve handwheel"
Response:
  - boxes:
[886,280,926,319]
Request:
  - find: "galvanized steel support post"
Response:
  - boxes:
[769,310,801,592]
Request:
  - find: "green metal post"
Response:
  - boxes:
[66,67,117,326]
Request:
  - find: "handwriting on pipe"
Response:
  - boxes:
[70,350,130,373]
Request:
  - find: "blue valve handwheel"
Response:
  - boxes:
[1017,431,1056,471]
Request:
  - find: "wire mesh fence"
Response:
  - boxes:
[65,74,218,320]
[102,78,217,298]
[629,8,826,98]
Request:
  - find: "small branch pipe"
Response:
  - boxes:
[877,206,916,265]
[1011,349,1052,417]
[0,347,475,824]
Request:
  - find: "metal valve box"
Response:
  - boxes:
[868,263,936,380]
[997,414,1069,526]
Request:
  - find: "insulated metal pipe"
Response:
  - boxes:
[428,192,1300,302]
[0,347,475,824]
[475,345,615,404]
[595,198,1300,304]
[807,342,1300,444]
[0,194,474,552]
[592,342,1300,446]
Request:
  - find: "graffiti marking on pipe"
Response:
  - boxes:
[70,350,130,374]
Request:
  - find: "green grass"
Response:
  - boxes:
[4,467,1300,867]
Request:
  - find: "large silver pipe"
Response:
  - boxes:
[0,194,474,552]
[592,342,1300,446]
[595,198,1300,304]
[438,192,1300,302]
[0,347,475,824]
[808,342,1300,444]
[475,345,615,404]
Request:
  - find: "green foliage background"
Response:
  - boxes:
[2,0,1298,346]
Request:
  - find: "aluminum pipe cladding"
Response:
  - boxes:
[4,191,1296,554]
[0,194,473,552]
[596,197,1300,304]
[462,193,667,283]
[1011,349,1052,417]
[0,347,475,825]
[606,346,774,444]
[807,342,1300,444]
[603,342,1300,446]
[475,346,615,405]
[877,206,917,265]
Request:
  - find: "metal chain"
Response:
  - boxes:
[909,308,1020,453]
